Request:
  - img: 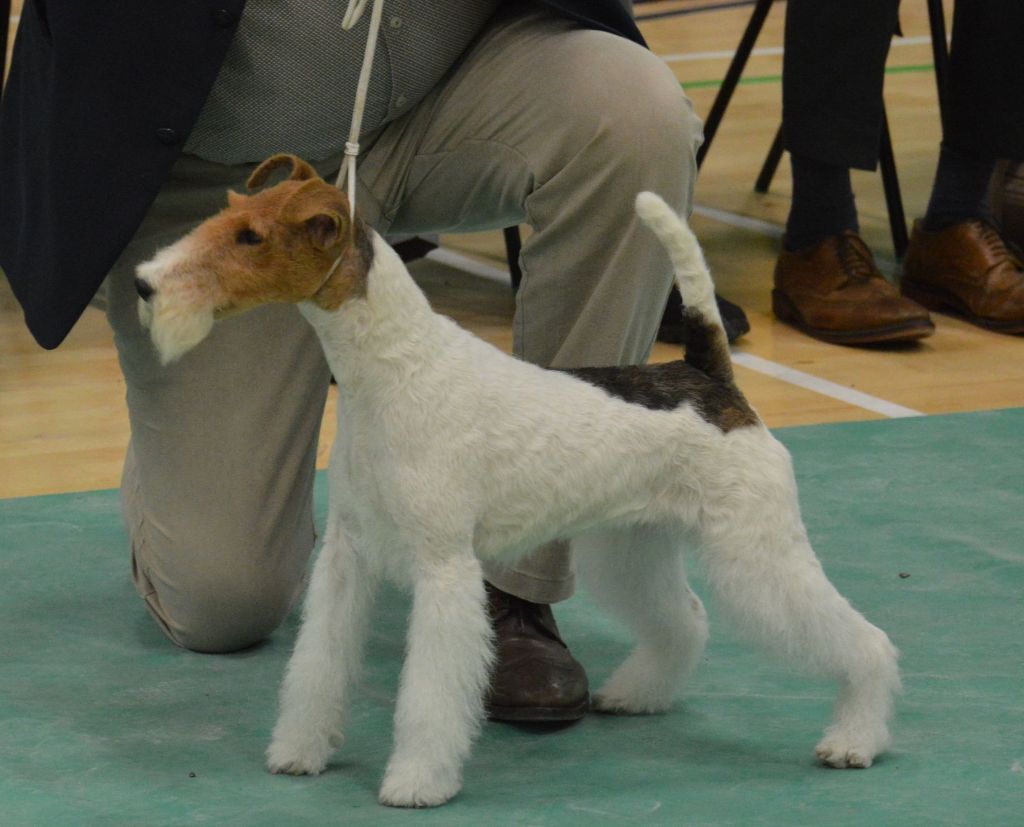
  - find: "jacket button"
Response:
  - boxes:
[156,128,179,146]
[211,8,236,27]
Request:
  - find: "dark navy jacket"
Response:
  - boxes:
[0,1,644,348]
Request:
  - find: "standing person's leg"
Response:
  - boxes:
[105,154,336,653]
[901,0,1024,333]
[775,0,933,345]
[958,2,1024,249]
[782,0,899,170]
[942,0,1024,161]
[355,3,701,717]
[916,0,1024,231]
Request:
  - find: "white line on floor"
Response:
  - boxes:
[731,353,924,418]
[693,203,783,239]
[663,45,783,64]
[425,247,512,285]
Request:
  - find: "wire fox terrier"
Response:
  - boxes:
[136,154,900,808]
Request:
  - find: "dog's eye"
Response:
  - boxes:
[236,228,264,246]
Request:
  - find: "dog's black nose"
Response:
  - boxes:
[135,277,155,302]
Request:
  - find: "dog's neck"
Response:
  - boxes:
[300,232,451,390]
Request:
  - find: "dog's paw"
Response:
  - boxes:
[378,760,461,808]
[592,668,675,715]
[266,732,339,777]
[815,735,876,769]
[815,718,891,769]
[592,688,673,716]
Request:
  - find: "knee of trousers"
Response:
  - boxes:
[141,566,304,655]
[535,43,703,206]
[132,528,311,654]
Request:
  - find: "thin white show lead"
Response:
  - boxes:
[336,0,386,220]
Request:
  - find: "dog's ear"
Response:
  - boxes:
[226,189,248,207]
[280,179,351,251]
[247,153,319,190]
[304,213,345,250]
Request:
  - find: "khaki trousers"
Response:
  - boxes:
[106,5,702,652]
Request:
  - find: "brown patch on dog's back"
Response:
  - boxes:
[680,310,736,387]
[563,361,758,433]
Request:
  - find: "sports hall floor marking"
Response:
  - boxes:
[425,247,511,284]
[660,35,939,65]
[731,353,924,418]
[692,204,781,240]
[681,62,937,92]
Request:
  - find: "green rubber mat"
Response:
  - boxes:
[2,410,1022,825]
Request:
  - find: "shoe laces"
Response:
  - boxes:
[486,584,565,645]
[836,234,881,287]
[971,220,1024,270]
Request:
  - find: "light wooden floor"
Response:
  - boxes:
[4,0,1023,500]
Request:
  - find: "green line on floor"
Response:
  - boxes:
[682,63,936,91]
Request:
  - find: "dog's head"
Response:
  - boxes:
[136,153,373,364]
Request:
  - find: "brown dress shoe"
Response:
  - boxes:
[989,160,1024,251]
[484,583,589,722]
[773,231,934,345]
[900,219,1024,334]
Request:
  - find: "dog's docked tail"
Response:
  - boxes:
[635,192,734,385]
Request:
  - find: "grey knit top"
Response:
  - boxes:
[185,1,502,164]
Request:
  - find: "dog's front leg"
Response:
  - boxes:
[267,524,377,776]
[378,551,494,808]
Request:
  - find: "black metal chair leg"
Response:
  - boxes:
[503,226,524,293]
[754,125,785,193]
[878,109,909,257]
[926,0,949,119]
[696,0,775,168]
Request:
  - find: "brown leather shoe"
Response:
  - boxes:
[900,219,1024,334]
[989,160,1024,251]
[773,231,934,345]
[484,583,589,722]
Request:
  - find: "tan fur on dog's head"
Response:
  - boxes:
[217,152,371,314]
[136,153,374,363]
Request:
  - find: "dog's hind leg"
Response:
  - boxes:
[696,459,901,768]
[378,550,494,808]
[575,524,709,714]
[267,523,378,777]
